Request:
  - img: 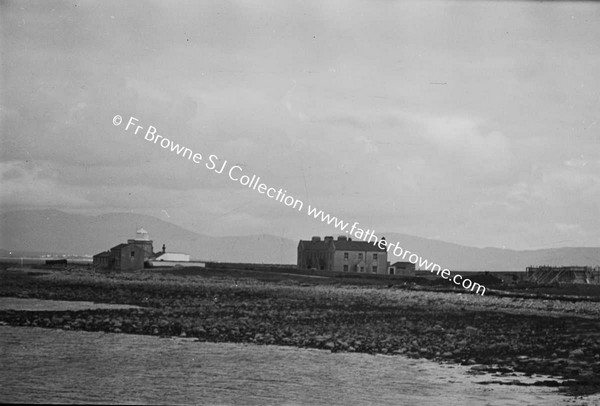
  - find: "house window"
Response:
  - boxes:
[131,251,135,257]
[372,266,377,273]
[360,266,365,272]
[373,253,378,260]
[343,264,348,272]
[389,268,395,275]
[358,253,363,260]
[344,252,349,260]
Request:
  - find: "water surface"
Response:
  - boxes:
[2,325,593,405]
[0,297,141,311]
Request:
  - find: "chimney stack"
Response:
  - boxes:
[162,244,166,254]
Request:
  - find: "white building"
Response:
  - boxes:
[154,252,190,262]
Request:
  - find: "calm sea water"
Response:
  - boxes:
[1,300,598,405]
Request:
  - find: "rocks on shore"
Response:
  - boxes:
[1,270,599,395]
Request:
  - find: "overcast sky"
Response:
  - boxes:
[1,0,599,250]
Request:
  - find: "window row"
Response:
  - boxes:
[343,252,378,260]
[343,265,378,273]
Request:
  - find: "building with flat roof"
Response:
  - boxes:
[154,251,190,262]
[93,241,150,271]
[93,228,191,271]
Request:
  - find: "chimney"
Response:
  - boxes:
[162,244,166,254]
[324,236,334,241]
[311,236,321,242]
[337,235,347,241]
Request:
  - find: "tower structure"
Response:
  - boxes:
[127,227,154,258]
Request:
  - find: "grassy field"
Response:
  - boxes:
[1,266,599,396]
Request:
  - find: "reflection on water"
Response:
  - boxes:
[0,297,141,311]
[2,326,593,405]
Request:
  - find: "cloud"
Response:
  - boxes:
[0,161,92,210]
[1,0,600,249]
[414,114,516,184]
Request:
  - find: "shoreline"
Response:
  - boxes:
[1,268,599,397]
[2,325,579,405]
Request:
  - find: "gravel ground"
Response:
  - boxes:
[1,268,599,396]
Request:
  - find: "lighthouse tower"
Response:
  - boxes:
[127,227,154,258]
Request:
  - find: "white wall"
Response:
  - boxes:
[155,252,190,262]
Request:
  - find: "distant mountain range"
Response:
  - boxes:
[380,232,599,273]
[1,209,598,271]
[0,209,295,264]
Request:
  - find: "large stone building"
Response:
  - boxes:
[297,235,388,274]
[93,228,156,271]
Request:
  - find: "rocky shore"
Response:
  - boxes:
[1,269,599,396]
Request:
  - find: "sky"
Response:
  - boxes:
[1,0,599,250]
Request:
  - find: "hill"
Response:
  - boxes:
[1,209,598,270]
[0,209,296,264]
[381,232,599,272]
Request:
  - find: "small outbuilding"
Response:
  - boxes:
[389,261,416,276]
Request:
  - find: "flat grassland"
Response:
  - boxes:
[1,267,599,396]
